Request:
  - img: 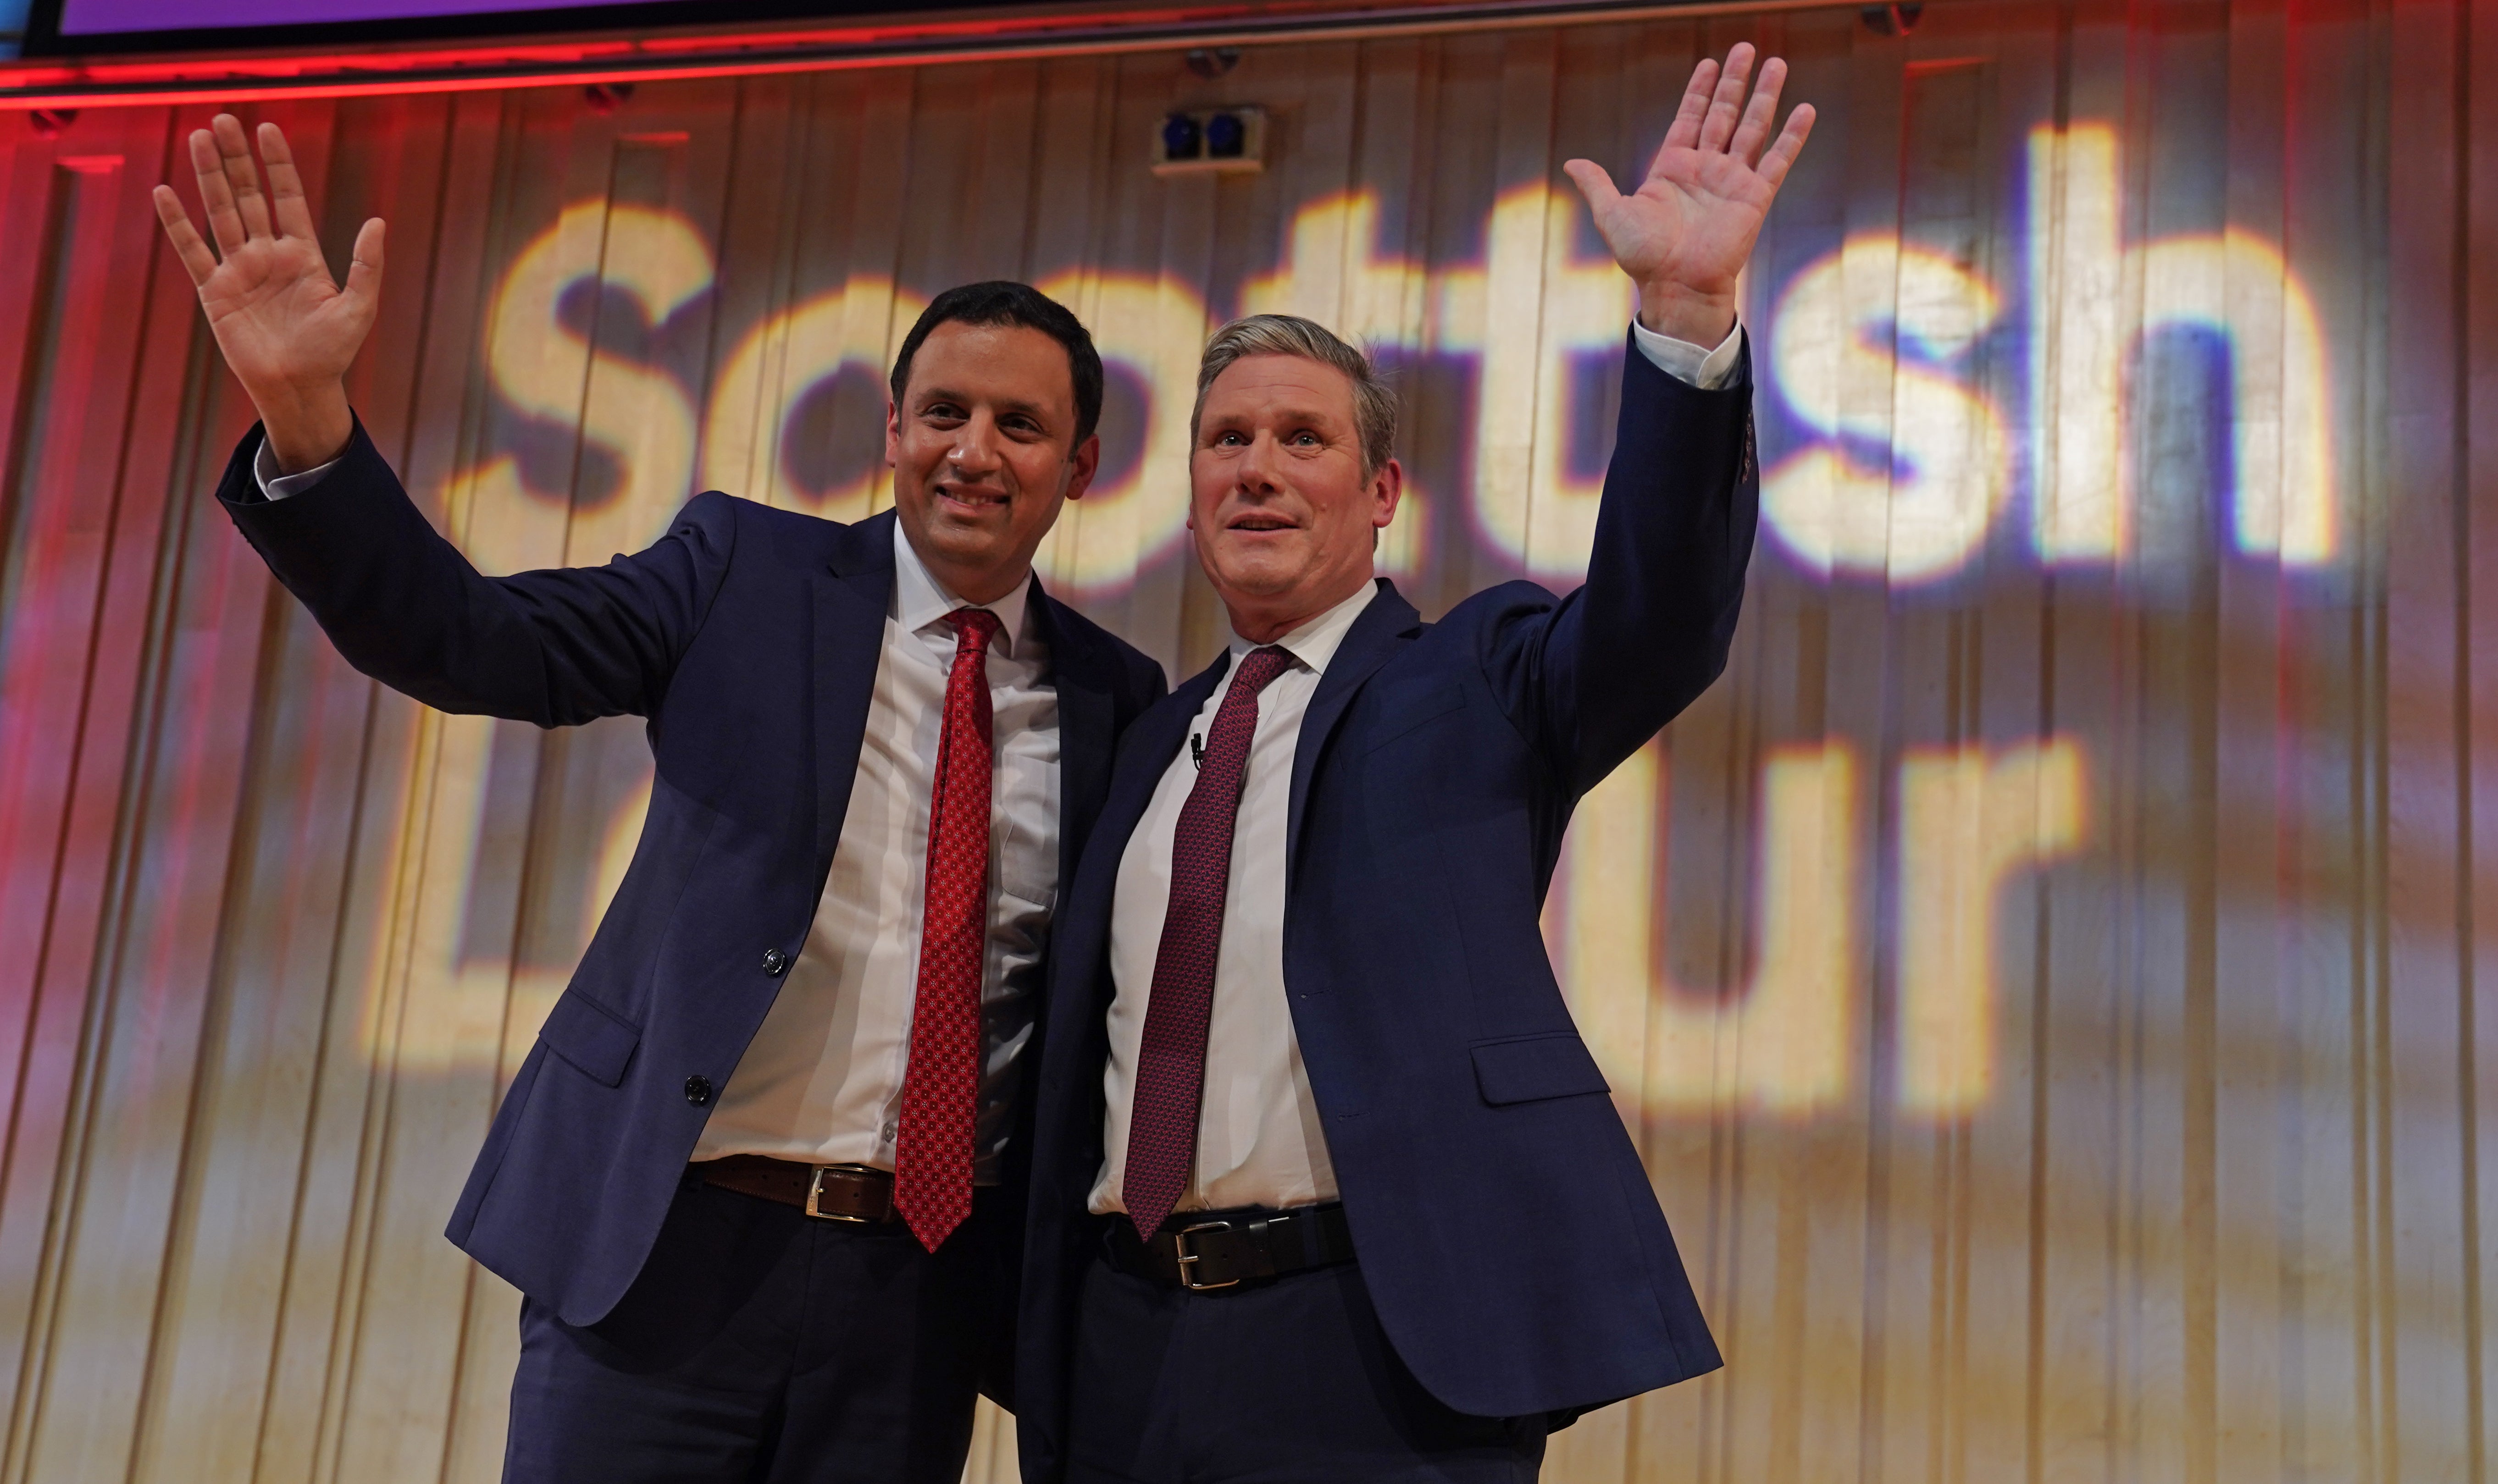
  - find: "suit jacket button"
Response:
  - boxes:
[684,1075,713,1106]
[761,948,789,976]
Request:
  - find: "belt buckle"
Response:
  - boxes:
[1172,1220,1238,1291]
[803,1164,874,1223]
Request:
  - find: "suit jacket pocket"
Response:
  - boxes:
[1471,1032,1610,1106]
[539,991,643,1087]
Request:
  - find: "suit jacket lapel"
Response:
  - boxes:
[1105,650,1228,855]
[812,510,898,872]
[1028,580,1112,891]
[1048,651,1227,1050]
[1287,579,1423,867]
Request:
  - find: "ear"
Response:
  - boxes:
[1370,457,1406,530]
[883,397,902,468]
[1063,432,1102,502]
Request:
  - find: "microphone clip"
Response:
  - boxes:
[1190,734,1205,770]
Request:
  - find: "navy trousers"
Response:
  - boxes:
[504,1176,1008,1484]
[1064,1244,1547,1483]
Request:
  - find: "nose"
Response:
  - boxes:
[948,412,1004,478]
[1233,430,1285,495]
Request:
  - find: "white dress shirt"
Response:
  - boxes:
[1088,579,1378,1217]
[692,521,1057,1181]
[1087,318,1741,1218]
[255,447,1059,1182]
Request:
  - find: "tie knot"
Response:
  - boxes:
[1232,645,1295,695]
[945,607,1003,656]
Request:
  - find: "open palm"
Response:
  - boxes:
[1564,44,1814,343]
[153,115,383,468]
[191,218,376,391]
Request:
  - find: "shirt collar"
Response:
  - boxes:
[1227,579,1380,678]
[890,517,1036,657]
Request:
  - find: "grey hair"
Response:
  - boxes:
[1189,314,1399,479]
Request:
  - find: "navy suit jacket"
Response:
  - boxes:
[1017,337,1757,1474]
[213,425,1167,1363]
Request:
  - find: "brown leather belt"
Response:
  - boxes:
[1107,1203,1356,1292]
[695,1155,899,1223]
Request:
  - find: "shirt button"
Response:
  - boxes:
[760,948,789,976]
[684,1075,713,1106]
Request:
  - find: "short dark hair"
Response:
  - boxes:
[887,281,1105,446]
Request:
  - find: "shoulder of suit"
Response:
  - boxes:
[686,490,847,536]
[674,491,864,568]
[1434,578,1561,630]
[1038,594,1160,677]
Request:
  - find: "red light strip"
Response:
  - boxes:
[0,0,1840,109]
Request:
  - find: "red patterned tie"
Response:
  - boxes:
[893,606,1003,1252]
[1121,645,1297,1242]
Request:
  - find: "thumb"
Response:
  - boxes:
[1562,159,1623,214]
[342,216,386,312]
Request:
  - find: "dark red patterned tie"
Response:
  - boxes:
[893,606,1002,1252]
[1121,645,1297,1241]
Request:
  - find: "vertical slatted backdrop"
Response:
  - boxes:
[0,0,2491,1478]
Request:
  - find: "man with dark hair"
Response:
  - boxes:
[155,120,1165,1482]
[891,279,1109,445]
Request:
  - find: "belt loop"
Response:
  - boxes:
[1240,1215,1278,1281]
[1309,1208,1340,1268]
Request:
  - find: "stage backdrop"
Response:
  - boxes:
[2,0,2494,1478]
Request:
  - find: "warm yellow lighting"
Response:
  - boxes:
[2025,123,2335,566]
[702,277,926,522]
[1028,270,1208,595]
[466,201,711,570]
[1554,736,2090,1120]
[2138,229,2337,563]
[2027,124,2128,562]
[1557,740,1860,1114]
[1238,189,1427,348]
[1758,235,2010,581]
[1895,738,2088,1112]
[1445,183,1637,580]
[371,163,2181,1085]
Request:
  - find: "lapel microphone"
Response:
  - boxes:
[1190,734,1205,769]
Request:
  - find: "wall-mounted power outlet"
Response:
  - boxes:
[1152,106,1268,176]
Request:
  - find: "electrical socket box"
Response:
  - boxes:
[1152,105,1268,176]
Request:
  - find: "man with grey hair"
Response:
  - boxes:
[1015,42,1812,1483]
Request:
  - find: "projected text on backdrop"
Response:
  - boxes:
[366,116,2332,1123]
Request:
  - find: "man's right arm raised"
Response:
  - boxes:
[158,116,731,727]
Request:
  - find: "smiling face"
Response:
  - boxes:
[1189,353,1403,643]
[885,320,1098,605]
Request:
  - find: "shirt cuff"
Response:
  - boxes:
[253,438,343,502]
[1631,316,1743,391]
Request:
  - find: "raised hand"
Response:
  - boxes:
[152,116,385,473]
[1562,43,1814,348]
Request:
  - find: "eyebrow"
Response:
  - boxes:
[914,386,1054,420]
[1204,405,1342,430]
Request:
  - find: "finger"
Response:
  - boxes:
[256,121,320,242]
[151,185,222,287]
[212,113,274,242]
[1562,158,1625,219]
[1661,56,1720,152]
[1698,42,1756,154]
[1756,103,1817,192]
[342,216,387,313]
[1729,56,1789,166]
[189,126,247,257]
